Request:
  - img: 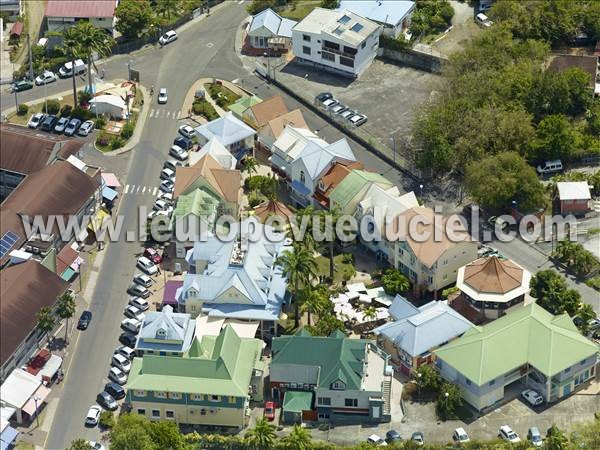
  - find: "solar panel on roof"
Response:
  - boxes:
[338,14,351,24]
[351,23,364,33]
[0,231,20,258]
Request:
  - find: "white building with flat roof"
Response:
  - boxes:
[291,8,382,77]
[338,0,415,38]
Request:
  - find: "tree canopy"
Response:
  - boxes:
[529,269,581,316]
[115,0,154,39]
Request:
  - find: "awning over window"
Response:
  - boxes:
[21,385,51,417]
[101,172,121,188]
[102,186,118,202]
[0,425,18,450]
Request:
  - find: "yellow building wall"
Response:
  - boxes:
[131,401,247,428]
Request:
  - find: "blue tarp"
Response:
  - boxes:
[0,426,19,450]
[102,186,118,202]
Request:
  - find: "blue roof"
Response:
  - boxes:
[374,299,474,357]
[179,219,290,322]
[338,0,415,27]
[102,185,118,201]
[248,8,297,38]
[0,426,18,450]
[388,294,419,320]
[291,138,356,180]
[194,112,255,147]
[135,305,195,353]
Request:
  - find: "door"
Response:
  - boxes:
[273,387,280,401]
[372,406,380,419]
[563,383,571,397]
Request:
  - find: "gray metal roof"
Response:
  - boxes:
[338,0,415,27]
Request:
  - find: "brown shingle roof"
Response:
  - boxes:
[45,0,116,18]
[317,162,363,197]
[463,256,523,294]
[249,95,288,128]
[386,207,472,268]
[174,155,241,204]
[56,245,79,275]
[548,55,597,88]
[0,124,84,176]
[1,260,69,365]
[266,109,308,138]
[254,200,293,223]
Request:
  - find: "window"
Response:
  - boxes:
[303,34,311,42]
[318,397,331,406]
[565,367,571,374]
[580,359,587,365]
[489,380,496,386]
[152,410,160,418]
[343,46,357,55]
[339,56,354,67]
[466,379,472,386]
[191,305,197,312]
[134,390,146,397]
[299,171,305,184]
[210,395,221,402]
[331,381,345,390]
[321,51,335,62]
[344,398,358,407]
[318,413,330,419]
[191,394,203,401]
[155,391,167,398]
[169,392,181,399]
[200,409,207,415]
[137,408,146,415]
[166,410,175,418]
[323,40,339,50]
[229,396,237,404]
[361,41,366,49]
[302,46,311,55]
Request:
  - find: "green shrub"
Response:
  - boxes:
[94,116,107,130]
[78,90,93,106]
[96,131,111,147]
[98,411,115,429]
[16,103,29,116]
[60,104,72,117]
[46,99,60,114]
[70,107,92,121]
[47,56,69,72]
[585,276,600,291]
[248,192,265,208]
[120,122,135,139]
[111,136,125,150]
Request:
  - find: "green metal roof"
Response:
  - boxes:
[271,329,368,390]
[329,169,393,209]
[172,188,220,226]
[126,325,263,396]
[434,303,599,385]
[229,95,263,117]
[282,390,313,413]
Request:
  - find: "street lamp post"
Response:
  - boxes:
[44,80,48,114]
[264,51,270,81]
[389,136,396,165]
[419,184,424,203]
[13,88,18,111]
[33,396,41,427]
[417,373,422,403]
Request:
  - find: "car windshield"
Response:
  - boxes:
[508,432,517,439]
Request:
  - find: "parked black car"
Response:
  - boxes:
[104,382,126,400]
[119,332,137,347]
[40,115,58,132]
[96,391,118,411]
[77,310,92,330]
[173,136,193,150]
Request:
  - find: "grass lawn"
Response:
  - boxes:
[15,442,34,450]
[315,253,355,285]
[205,82,241,109]
[278,0,320,21]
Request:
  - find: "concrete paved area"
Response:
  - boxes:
[432,1,480,55]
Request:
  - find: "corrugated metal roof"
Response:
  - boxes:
[45,0,116,18]
[329,169,392,208]
[194,112,256,147]
[338,0,415,27]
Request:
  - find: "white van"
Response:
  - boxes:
[59,59,86,78]
[536,159,563,175]
[475,13,493,27]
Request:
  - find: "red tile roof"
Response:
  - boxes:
[45,0,116,18]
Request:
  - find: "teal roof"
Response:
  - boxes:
[329,169,393,208]
[434,303,599,385]
[282,390,313,413]
[271,329,368,390]
[126,325,263,397]
[229,95,263,117]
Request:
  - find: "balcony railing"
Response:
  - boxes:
[322,45,356,59]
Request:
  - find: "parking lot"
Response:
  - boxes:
[275,58,438,169]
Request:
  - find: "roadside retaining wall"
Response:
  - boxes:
[378,47,447,73]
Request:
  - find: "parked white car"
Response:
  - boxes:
[35,70,57,85]
[521,389,544,406]
[78,120,95,136]
[115,345,135,360]
[85,405,102,426]
[499,425,521,443]
[159,30,178,45]
[136,256,158,275]
[121,318,142,334]
[124,305,145,321]
[112,354,132,373]
[108,366,128,385]
[28,112,46,128]
[129,297,149,311]
[169,145,188,161]
[178,124,195,139]
[367,435,387,446]
[453,428,470,443]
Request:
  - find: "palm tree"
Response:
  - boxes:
[36,306,56,346]
[364,306,377,322]
[71,22,114,93]
[67,438,94,450]
[280,424,313,450]
[276,244,318,328]
[245,417,276,450]
[288,206,317,252]
[319,208,341,280]
[243,156,259,177]
[62,27,80,107]
[156,0,181,20]
[56,292,76,343]
[300,286,330,326]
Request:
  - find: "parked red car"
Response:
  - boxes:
[264,401,275,421]
[143,247,162,264]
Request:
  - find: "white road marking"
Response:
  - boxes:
[136,185,141,194]
[124,184,130,194]
[175,111,180,120]
[152,187,158,196]
[149,109,155,119]
[206,42,214,47]
[166,111,171,119]
[142,186,147,193]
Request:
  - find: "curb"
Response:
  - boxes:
[98,84,150,156]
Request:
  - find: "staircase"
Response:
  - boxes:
[382,376,392,416]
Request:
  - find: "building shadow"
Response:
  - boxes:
[279,59,356,89]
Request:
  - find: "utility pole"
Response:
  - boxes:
[13,88,18,111]
[27,34,34,80]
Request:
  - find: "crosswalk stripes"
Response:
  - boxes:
[148,108,182,120]
[123,185,159,196]
[594,200,600,213]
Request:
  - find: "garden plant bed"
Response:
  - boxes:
[204,82,241,109]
